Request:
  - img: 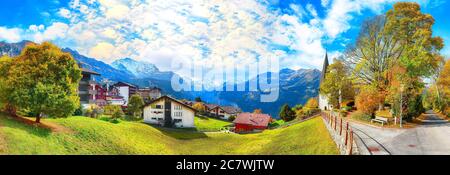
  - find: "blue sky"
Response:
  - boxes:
[0,0,449,75]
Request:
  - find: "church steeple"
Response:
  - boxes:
[320,52,329,83]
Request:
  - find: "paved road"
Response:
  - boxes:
[351,121,450,155]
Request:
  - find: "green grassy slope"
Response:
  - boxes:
[0,114,338,155]
[194,116,232,132]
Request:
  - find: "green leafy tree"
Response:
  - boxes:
[6,42,82,123]
[279,104,295,122]
[194,97,202,102]
[305,98,319,109]
[346,2,444,118]
[112,106,125,120]
[0,56,16,116]
[320,60,354,109]
[292,104,303,112]
[128,94,145,118]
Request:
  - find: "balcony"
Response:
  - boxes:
[78,90,89,95]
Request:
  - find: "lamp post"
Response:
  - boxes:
[399,84,405,128]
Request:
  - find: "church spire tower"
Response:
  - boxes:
[319,51,331,111]
[320,51,329,83]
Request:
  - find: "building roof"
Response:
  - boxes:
[81,68,100,76]
[211,106,241,114]
[233,113,272,127]
[204,104,219,110]
[138,87,162,92]
[145,95,197,112]
[222,106,242,114]
[320,52,329,84]
[113,81,138,88]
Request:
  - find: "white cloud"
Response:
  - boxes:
[58,8,71,18]
[0,27,22,42]
[12,0,442,76]
[89,42,115,61]
[32,22,69,42]
[323,0,393,39]
[28,25,45,32]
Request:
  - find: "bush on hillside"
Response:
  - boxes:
[279,104,296,122]
[351,111,373,122]
[228,115,236,122]
[73,105,83,116]
[112,107,125,120]
[84,104,103,118]
[104,105,122,115]
[304,98,319,109]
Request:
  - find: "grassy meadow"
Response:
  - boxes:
[0,113,338,155]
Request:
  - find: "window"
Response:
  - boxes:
[174,119,182,123]
[174,105,182,110]
[155,105,163,109]
[174,112,183,117]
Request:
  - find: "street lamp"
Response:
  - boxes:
[399,84,405,128]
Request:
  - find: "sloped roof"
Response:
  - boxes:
[204,104,219,110]
[145,95,197,112]
[233,113,272,127]
[81,68,100,76]
[114,81,137,88]
[221,106,241,114]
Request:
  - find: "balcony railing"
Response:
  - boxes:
[89,90,97,95]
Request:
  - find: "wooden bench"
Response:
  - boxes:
[371,116,389,126]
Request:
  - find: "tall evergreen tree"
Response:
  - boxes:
[279,104,295,122]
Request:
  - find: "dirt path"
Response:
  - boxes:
[6,115,74,134]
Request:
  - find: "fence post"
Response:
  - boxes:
[339,118,343,136]
[334,116,337,131]
[345,122,349,146]
[348,130,353,155]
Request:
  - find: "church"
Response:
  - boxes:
[319,52,333,111]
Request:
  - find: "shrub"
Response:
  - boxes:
[279,104,295,122]
[292,104,303,112]
[356,86,384,115]
[110,118,120,124]
[351,111,373,122]
[269,120,285,128]
[305,98,319,109]
[99,116,111,122]
[341,106,352,112]
[104,105,122,115]
[112,107,125,120]
[444,107,450,118]
[73,105,83,116]
[83,104,103,118]
[228,115,236,122]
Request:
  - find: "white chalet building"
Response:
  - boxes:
[143,96,196,128]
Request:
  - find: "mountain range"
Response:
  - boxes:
[0,40,321,117]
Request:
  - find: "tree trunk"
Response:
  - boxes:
[36,113,42,123]
[6,104,17,117]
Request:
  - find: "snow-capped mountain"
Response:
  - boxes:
[111,58,175,81]
[111,58,159,78]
